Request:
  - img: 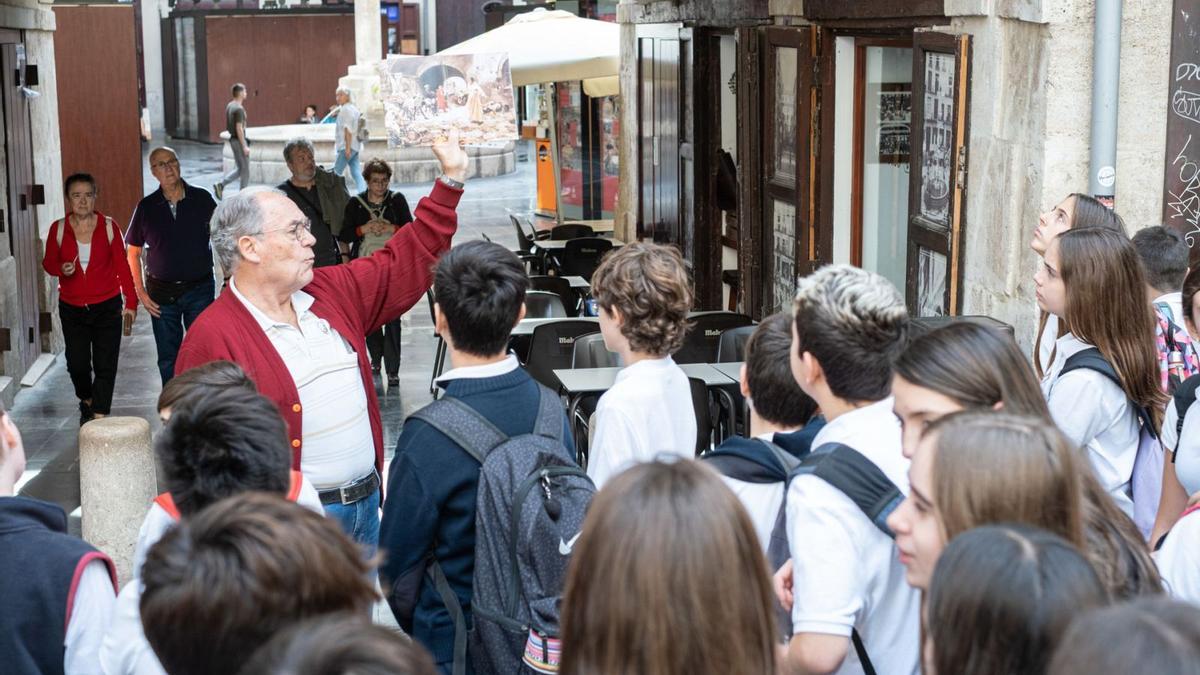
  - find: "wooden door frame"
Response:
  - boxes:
[691,27,728,310]
[849,36,911,267]
[905,32,971,316]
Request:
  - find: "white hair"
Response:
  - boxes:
[210,186,284,273]
[335,86,352,101]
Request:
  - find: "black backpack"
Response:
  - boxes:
[790,442,905,675]
[407,386,594,675]
[703,439,800,639]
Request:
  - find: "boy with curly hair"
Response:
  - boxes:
[587,242,696,487]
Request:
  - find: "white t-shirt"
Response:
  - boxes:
[66,560,116,675]
[587,356,696,488]
[1041,332,1139,517]
[78,242,92,272]
[230,280,375,489]
[786,398,919,675]
[714,433,790,554]
[335,102,363,154]
[104,479,323,675]
[1155,508,1200,606]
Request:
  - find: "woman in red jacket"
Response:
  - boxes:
[42,174,138,425]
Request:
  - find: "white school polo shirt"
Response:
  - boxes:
[230,279,375,489]
[1155,508,1200,606]
[715,432,791,555]
[786,397,919,675]
[1041,332,1139,517]
[587,356,696,488]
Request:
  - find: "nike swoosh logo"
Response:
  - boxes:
[559,532,582,555]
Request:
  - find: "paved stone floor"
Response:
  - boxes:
[11,138,539,522]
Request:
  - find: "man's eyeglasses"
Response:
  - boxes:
[68,192,96,201]
[150,158,180,170]
[261,220,313,242]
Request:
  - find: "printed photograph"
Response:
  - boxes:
[377,52,518,147]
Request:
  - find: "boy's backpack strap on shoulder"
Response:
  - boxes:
[765,439,802,474]
[531,384,565,442]
[794,443,902,539]
[407,397,509,464]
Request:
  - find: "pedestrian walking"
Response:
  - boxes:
[126,147,218,384]
[42,173,138,425]
[214,83,251,199]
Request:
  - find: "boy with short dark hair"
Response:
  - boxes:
[1132,226,1199,394]
[0,403,117,674]
[702,313,823,551]
[587,242,696,487]
[379,241,574,673]
[102,384,323,675]
[139,493,377,675]
[781,264,919,675]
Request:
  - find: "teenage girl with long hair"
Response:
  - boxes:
[1035,227,1167,524]
[1030,193,1126,376]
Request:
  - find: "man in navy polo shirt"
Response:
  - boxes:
[127,146,219,384]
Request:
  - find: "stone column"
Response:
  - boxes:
[80,417,156,584]
[354,0,382,67]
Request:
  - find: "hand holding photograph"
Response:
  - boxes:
[377,52,519,147]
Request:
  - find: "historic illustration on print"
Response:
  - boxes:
[919,52,955,227]
[378,52,518,147]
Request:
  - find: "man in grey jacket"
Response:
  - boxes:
[277,137,350,267]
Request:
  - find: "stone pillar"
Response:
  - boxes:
[79,417,156,583]
[354,0,382,67]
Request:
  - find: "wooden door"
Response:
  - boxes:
[636,23,685,245]
[905,33,971,317]
[748,27,816,317]
[2,42,41,368]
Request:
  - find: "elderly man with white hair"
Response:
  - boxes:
[333,85,367,193]
[174,135,469,548]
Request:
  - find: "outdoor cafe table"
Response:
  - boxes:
[552,363,738,446]
[711,361,744,383]
[563,276,589,290]
[532,237,627,252]
[563,219,615,234]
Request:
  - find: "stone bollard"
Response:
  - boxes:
[79,416,157,585]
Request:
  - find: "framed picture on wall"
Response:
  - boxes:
[771,46,799,183]
[877,85,911,164]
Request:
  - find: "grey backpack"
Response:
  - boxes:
[408,385,594,675]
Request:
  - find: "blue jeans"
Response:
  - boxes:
[333,148,367,193]
[150,280,214,384]
[323,489,380,556]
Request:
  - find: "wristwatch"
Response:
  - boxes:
[438,174,465,190]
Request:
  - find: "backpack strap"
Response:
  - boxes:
[531,384,565,442]
[1061,347,1158,439]
[1173,374,1200,455]
[426,559,468,675]
[790,442,897,675]
[793,443,903,539]
[407,397,509,464]
[705,439,795,484]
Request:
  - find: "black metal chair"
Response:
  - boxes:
[524,291,568,319]
[715,324,757,363]
[499,218,544,274]
[550,223,594,240]
[571,332,621,368]
[522,320,603,390]
[555,237,615,282]
[690,377,717,456]
[427,289,448,399]
[529,275,579,315]
[510,215,537,254]
[674,311,755,364]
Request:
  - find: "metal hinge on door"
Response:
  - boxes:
[956,145,969,190]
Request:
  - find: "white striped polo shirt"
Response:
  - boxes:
[230,279,375,489]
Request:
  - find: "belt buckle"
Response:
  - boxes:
[339,484,354,505]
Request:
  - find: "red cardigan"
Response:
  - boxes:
[42,211,137,310]
[175,181,462,475]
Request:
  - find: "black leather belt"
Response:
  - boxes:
[317,471,380,506]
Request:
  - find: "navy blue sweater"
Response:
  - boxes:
[379,367,574,669]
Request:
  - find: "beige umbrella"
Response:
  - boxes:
[440,9,621,224]
[439,9,619,97]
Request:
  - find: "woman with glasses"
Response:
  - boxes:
[42,173,138,425]
[340,158,413,388]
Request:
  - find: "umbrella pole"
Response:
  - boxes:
[548,83,565,227]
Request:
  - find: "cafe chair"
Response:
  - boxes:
[522,320,602,390]
[715,325,757,363]
[529,275,579,315]
[674,311,754,364]
[553,237,614,282]
[550,223,594,240]
[524,291,568,319]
